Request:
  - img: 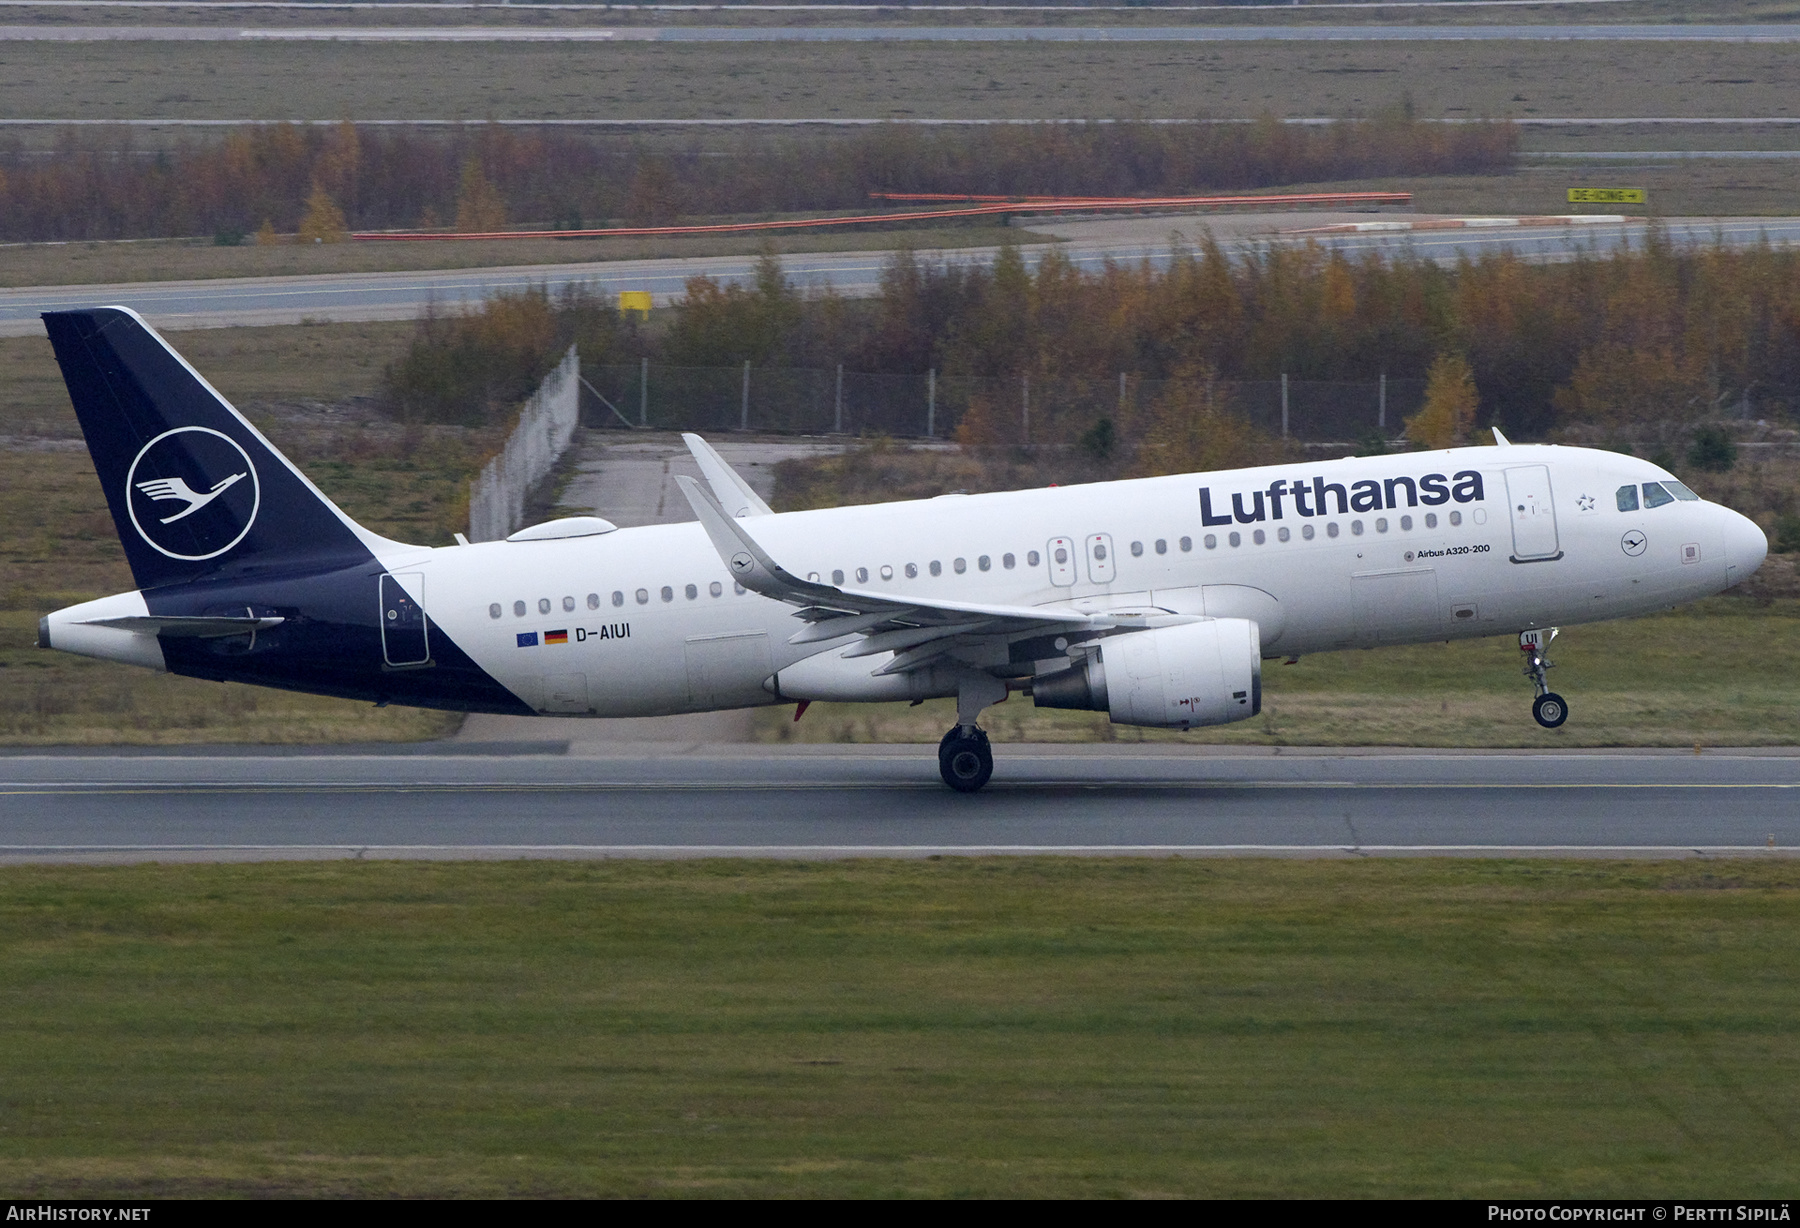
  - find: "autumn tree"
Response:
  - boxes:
[1405,352,1480,449]
[1130,365,1277,477]
[453,159,507,233]
[1551,343,1709,443]
[297,182,350,244]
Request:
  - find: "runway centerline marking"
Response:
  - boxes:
[5,780,1799,795]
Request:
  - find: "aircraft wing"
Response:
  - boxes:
[682,432,773,518]
[676,475,1157,676]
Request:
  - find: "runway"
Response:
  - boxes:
[4,745,1796,861]
[6,24,1800,42]
[7,215,1800,336]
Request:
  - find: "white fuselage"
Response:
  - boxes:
[393,444,1765,717]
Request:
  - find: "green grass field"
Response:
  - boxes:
[1,858,1795,1197]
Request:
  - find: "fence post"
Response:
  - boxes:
[835,364,844,434]
[639,356,648,428]
[741,361,751,431]
[1022,374,1030,444]
[927,368,936,439]
[1379,370,1387,432]
[1280,372,1289,440]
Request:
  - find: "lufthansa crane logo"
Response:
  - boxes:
[125,427,261,561]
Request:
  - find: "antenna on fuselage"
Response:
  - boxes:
[1491,427,1512,446]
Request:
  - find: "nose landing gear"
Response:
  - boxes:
[1520,629,1568,729]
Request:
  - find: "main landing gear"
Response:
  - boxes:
[1520,628,1568,729]
[938,674,1008,793]
[939,726,993,793]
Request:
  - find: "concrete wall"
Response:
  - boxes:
[468,344,580,542]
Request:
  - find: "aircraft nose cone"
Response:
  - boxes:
[1724,507,1769,580]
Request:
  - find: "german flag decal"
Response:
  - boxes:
[545,629,569,645]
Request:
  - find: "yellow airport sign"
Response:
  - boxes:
[1568,188,1646,205]
[619,290,653,315]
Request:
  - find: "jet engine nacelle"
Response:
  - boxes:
[1032,618,1262,730]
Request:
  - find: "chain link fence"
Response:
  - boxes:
[578,362,1427,444]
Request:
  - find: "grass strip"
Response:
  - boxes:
[0,858,1796,1197]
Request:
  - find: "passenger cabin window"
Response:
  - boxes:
[710,581,722,597]
[1130,541,1143,557]
[612,591,625,607]
[563,596,575,612]
[1179,537,1192,552]
[1302,524,1315,540]
[685,584,698,600]
[1003,553,1016,569]
[1027,551,1041,567]
[954,558,967,573]
[538,598,552,614]
[1617,485,1639,512]
[930,561,942,576]
[489,603,502,619]
[978,555,991,571]
[1155,539,1167,555]
[832,570,845,585]
[1204,534,1217,549]
[661,586,674,602]
[513,600,527,617]
[905,563,918,578]
[856,568,869,583]
[586,593,599,610]
[1278,527,1291,542]
[1424,513,1437,529]
[636,589,649,605]
[1642,482,1675,509]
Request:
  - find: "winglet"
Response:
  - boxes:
[1492,426,1512,447]
[683,433,772,518]
[675,474,833,606]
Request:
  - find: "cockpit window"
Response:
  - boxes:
[1616,485,1639,512]
[1664,480,1701,502]
[1642,482,1675,509]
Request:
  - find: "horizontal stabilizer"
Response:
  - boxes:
[80,615,286,638]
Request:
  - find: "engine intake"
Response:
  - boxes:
[1032,618,1262,730]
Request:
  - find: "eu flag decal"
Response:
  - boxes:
[516,631,539,648]
[545,629,569,645]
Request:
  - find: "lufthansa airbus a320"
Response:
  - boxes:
[37,308,1769,791]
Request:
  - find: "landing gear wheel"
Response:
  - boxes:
[938,726,993,793]
[1533,692,1568,729]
